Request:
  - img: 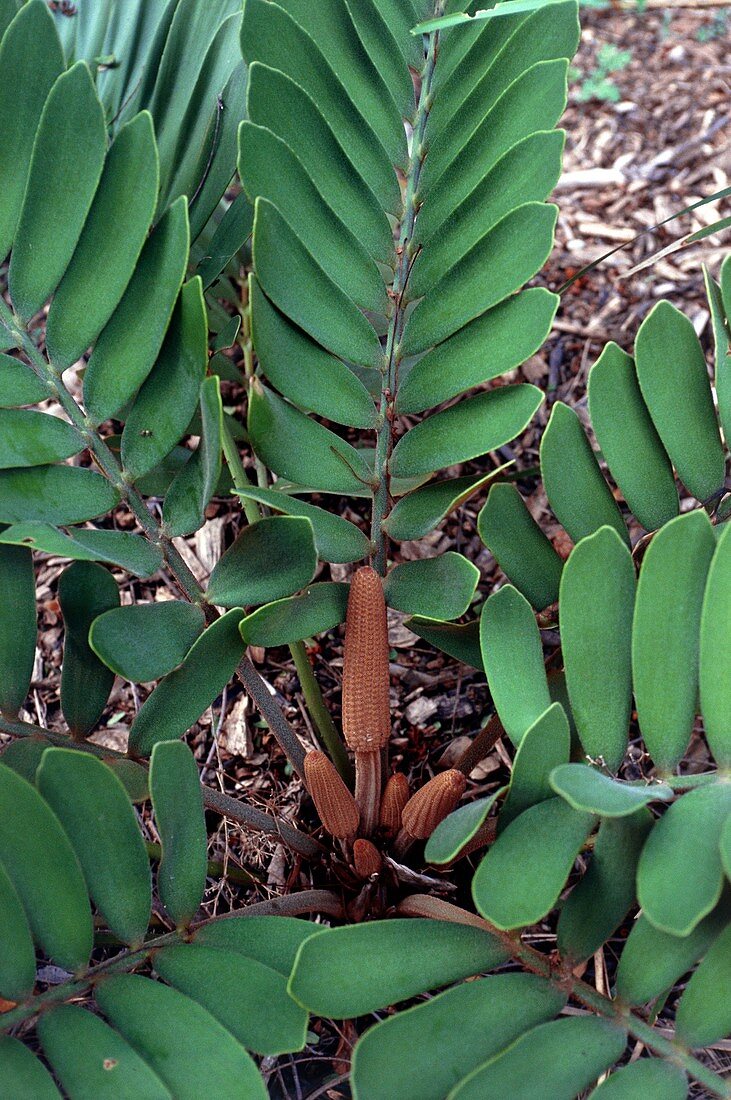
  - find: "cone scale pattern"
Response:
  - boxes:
[342,566,390,753]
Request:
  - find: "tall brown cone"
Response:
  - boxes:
[341,566,390,753]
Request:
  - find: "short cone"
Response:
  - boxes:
[401,770,466,840]
[304,750,359,840]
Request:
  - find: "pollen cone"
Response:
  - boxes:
[304,750,359,840]
[342,566,390,753]
[353,838,383,879]
[379,772,410,834]
[401,770,466,840]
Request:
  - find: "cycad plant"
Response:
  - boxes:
[1,0,730,1096]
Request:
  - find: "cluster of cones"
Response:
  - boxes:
[303,566,467,880]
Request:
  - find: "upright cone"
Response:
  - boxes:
[304,750,359,840]
[342,566,390,753]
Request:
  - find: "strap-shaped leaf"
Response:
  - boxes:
[616,900,730,1005]
[239,583,350,647]
[0,354,50,407]
[390,385,542,478]
[95,974,267,1100]
[480,585,551,746]
[192,914,318,973]
[415,59,570,242]
[240,123,387,315]
[235,486,370,564]
[499,703,570,830]
[397,289,557,416]
[207,515,317,609]
[248,382,375,494]
[588,342,678,531]
[84,197,190,426]
[162,376,223,538]
[472,797,595,929]
[288,920,508,1018]
[403,204,557,356]
[149,741,207,927]
[635,301,725,503]
[557,810,651,964]
[560,526,635,771]
[0,409,84,469]
[128,609,245,755]
[410,134,564,299]
[423,1,578,153]
[198,190,253,291]
[550,766,673,817]
[154,943,308,1055]
[121,277,208,481]
[0,860,35,1002]
[718,254,731,442]
[0,764,92,972]
[38,1005,172,1100]
[541,402,628,545]
[59,561,119,738]
[0,0,64,262]
[675,920,731,1048]
[37,749,151,947]
[249,277,378,430]
[0,543,35,718]
[450,1016,626,1100]
[241,0,401,210]
[0,523,163,579]
[352,973,566,1100]
[161,21,245,243]
[45,112,160,370]
[425,789,505,867]
[386,472,499,542]
[632,510,716,771]
[245,61,393,261]
[0,466,119,525]
[699,523,731,767]
[638,784,731,936]
[145,0,242,211]
[589,1059,688,1100]
[384,553,479,620]
[407,616,483,670]
[241,0,575,498]
[8,63,106,322]
[0,1035,61,1099]
[90,601,205,684]
[253,197,383,369]
[478,482,564,611]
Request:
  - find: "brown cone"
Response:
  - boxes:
[401,770,467,840]
[304,751,359,840]
[342,566,390,752]
[379,772,410,834]
[353,838,383,879]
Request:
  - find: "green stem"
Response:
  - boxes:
[0,297,308,778]
[221,417,349,779]
[370,5,444,574]
[290,639,353,784]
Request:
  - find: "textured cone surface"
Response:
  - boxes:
[353,838,383,879]
[401,770,467,840]
[379,772,410,833]
[304,751,359,839]
[342,566,390,751]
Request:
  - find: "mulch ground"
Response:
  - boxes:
[4,7,730,1096]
